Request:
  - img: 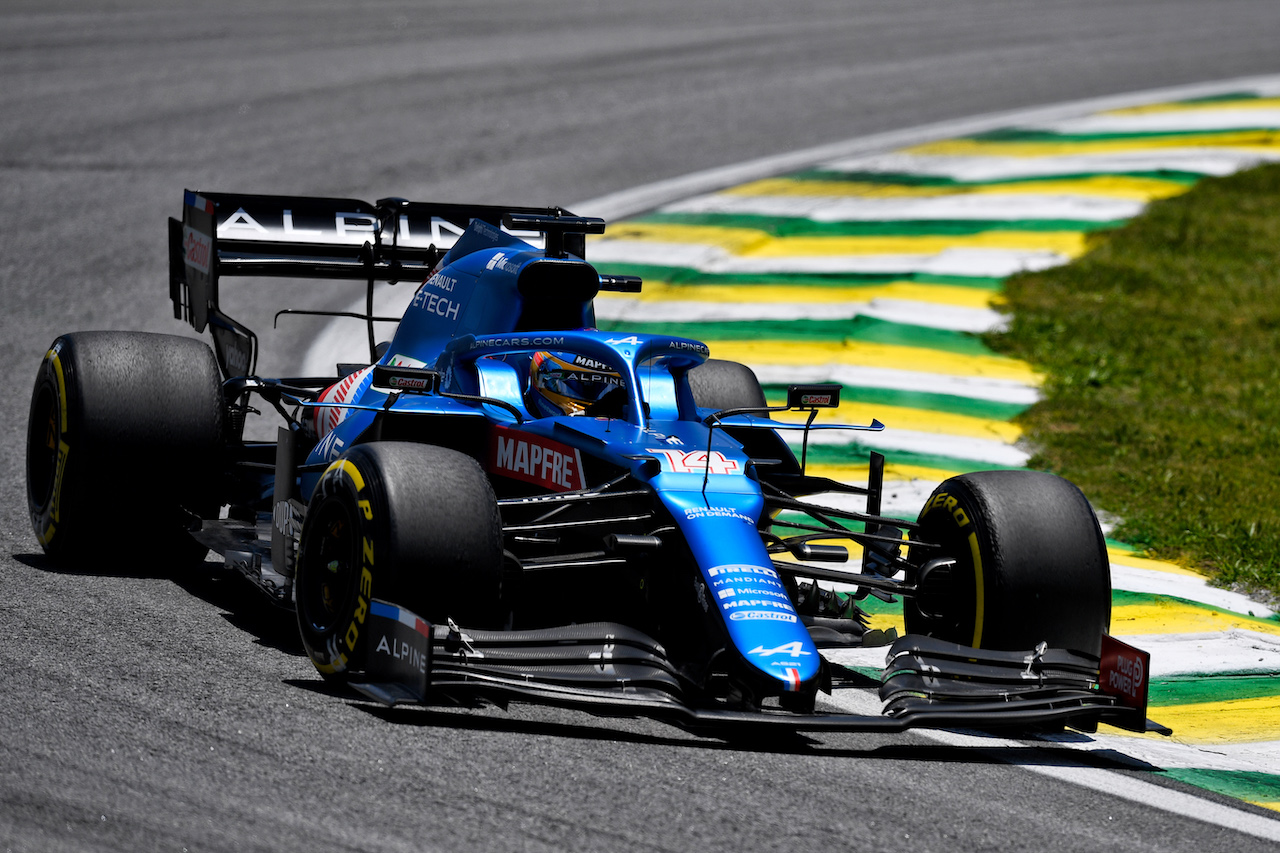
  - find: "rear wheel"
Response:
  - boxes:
[26,332,224,566]
[295,442,503,682]
[905,470,1111,656]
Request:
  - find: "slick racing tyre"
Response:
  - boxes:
[688,359,768,413]
[26,332,224,565]
[905,470,1111,656]
[295,442,503,683]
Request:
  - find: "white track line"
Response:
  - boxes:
[819,683,1280,842]
[571,74,1280,220]
[915,728,1280,843]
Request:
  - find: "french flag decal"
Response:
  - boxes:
[370,600,431,639]
[782,668,802,692]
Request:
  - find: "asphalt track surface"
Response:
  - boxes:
[4,2,1280,850]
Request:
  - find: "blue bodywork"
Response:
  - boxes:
[298,218,824,699]
[157,190,1139,734]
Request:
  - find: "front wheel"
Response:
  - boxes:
[295,442,503,682]
[905,470,1111,656]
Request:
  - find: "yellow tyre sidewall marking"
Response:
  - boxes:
[969,531,985,648]
[310,457,375,674]
[36,348,71,547]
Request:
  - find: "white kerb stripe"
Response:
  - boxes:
[818,150,1280,182]
[586,240,1074,278]
[1024,109,1280,135]
[661,193,1145,222]
[824,696,1280,845]
[751,364,1041,405]
[1110,561,1276,619]
[594,298,1005,333]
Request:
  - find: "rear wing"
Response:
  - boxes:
[168,190,593,377]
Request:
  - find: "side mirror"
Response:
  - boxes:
[786,383,841,409]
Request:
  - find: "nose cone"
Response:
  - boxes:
[658,487,822,693]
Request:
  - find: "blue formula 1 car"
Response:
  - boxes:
[25,190,1166,736]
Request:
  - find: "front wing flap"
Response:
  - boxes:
[350,601,689,715]
[880,635,1169,735]
[347,600,1168,736]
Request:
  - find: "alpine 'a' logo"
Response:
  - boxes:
[747,641,812,658]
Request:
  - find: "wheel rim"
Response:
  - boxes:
[906,528,978,644]
[27,384,59,512]
[299,499,361,634]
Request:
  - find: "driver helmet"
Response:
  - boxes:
[527,351,625,417]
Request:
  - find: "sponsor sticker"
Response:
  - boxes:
[389,375,431,390]
[574,355,612,371]
[684,505,753,524]
[182,225,212,274]
[728,586,789,600]
[411,287,461,321]
[484,251,521,274]
[786,383,841,409]
[721,598,793,611]
[373,363,441,394]
[1099,633,1151,719]
[425,273,457,292]
[488,425,586,492]
[728,611,797,623]
[315,430,345,462]
[667,340,709,355]
[707,564,780,580]
[474,336,566,349]
[368,600,431,682]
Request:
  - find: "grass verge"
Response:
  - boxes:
[988,163,1280,600]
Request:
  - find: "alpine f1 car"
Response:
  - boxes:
[25,190,1166,736]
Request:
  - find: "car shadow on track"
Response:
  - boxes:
[15,550,175,580]
[171,565,307,658]
[278,682,1162,771]
[15,550,306,657]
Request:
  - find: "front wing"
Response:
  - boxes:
[348,600,1169,736]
